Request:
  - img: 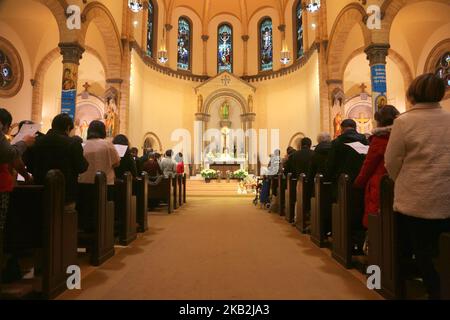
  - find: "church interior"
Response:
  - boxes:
[0,0,449,303]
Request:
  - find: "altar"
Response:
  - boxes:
[204,153,246,172]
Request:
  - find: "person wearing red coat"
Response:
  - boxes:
[354,105,400,229]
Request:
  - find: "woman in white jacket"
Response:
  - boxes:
[385,73,450,299]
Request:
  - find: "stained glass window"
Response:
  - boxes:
[259,18,273,72]
[0,50,13,89]
[295,2,304,59]
[218,24,233,73]
[177,17,191,71]
[436,52,450,88]
[146,0,155,57]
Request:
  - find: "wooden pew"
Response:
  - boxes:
[178,174,183,207]
[331,174,352,269]
[284,173,297,224]
[295,174,309,233]
[77,172,115,266]
[277,174,286,216]
[133,172,149,233]
[440,233,450,300]
[114,172,137,246]
[172,174,178,210]
[183,174,187,204]
[148,176,173,214]
[310,174,332,248]
[3,170,77,299]
[368,176,402,299]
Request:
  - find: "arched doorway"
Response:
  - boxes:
[143,132,163,153]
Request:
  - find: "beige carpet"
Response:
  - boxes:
[58,196,382,300]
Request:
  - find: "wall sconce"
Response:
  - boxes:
[280,39,291,65]
[157,38,168,64]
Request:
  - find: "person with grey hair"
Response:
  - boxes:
[307,132,332,202]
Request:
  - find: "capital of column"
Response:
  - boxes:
[195,113,210,122]
[241,35,249,42]
[106,78,124,84]
[326,79,343,86]
[201,35,209,42]
[364,43,390,66]
[58,42,85,65]
[241,113,256,122]
[165,24,173,32]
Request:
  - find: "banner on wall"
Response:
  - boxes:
[370,64,387,93]
[61,64,77,120]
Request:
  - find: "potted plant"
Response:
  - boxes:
[233,169,249,181]
[201,169,217,183]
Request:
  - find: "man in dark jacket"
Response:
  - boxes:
[288,137,314,176]
[325,119,368,254]
[26,114,88,205]
[307,132,332,192]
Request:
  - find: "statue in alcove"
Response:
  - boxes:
[104,97,119,138]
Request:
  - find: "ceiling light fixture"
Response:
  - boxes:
[128,0,143,13]
[306,0,321,13]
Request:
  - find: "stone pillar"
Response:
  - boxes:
[241,35,249,76]
[201,35,209,76]
[365,43,390,113]
[59,42,85,120]
[194,113,210,174]
[165,24,173,67]
[242,113,256,174]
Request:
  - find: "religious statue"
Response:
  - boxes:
[220,100,230,120]
[104,98,118,138]
[248,95,254,113]
[80,120,88,141]
[333,111,343,139]
[197,94,203,113]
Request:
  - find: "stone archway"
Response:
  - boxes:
[31,46,108,123]
[288,132,306,150]
[203,89,248,115]
[143,132,163,153]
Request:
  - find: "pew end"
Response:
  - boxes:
[440,232,450,300]
[115,173,138,246]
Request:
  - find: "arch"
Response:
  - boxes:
[217,22,233,73]
[203,89,248,115]
[0,36,24,98]
[288,132,306,149]
[143,132,163,152]
[327,3,371,80]
[33,0,74,42]
[177,15,193,71]
[31,46,108,122]
[341,46,413,95]
[381,0,450,44]
[258,16,274,72]
[423,38,450,74]
[79,2,123,79]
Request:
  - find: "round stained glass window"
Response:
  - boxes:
[0,50,13,88]
[436,52,450,88]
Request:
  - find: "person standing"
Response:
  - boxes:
[385,73,450,299]
[159,150,177,178]
[112,134,137,179]
[289,137,314,176]
[176,152,185,174]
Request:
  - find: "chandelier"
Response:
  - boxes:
[128,0,143,13]
[306,0,321,13]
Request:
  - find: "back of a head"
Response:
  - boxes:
[87,120,106,140]
[113,134,129,146]
[0,108,13,128]
[52,113,74,133]
[301,137,312,149]
[317,132,331,144]
[165,149,173,157]
[340,119,357,131]
[407,73,446,104]
[287,146,295,155]
[375,105,400,127]
[71,135,83,145]
[19,120,34,131]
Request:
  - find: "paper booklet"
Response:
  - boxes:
[11,123,41,145]
[345,142,369,155]
[114,144,128,158]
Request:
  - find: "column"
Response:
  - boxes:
[59,42,85,120]
[365,44,390,113]
[165,24,173,67]
[201,35,209,76]
[241,35,249,76]
[242,113,256,174]
[194,113,210,174]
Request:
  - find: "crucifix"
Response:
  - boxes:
[83,82,91,92]
[359,82,367,93]
[81,82,91,99]
[354,112,371,134]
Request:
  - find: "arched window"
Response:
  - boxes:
[0,50,13,88]
[217,23,233,73]
[146,0,157,58]
[294,1,304,59]
[259,17,273,72]
[177,16,192,71]
[435,52,450,88]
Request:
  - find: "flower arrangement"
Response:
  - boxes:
[201,169,218,179]
[232,169,249,180]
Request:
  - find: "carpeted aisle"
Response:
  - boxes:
[58,196,382,300]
